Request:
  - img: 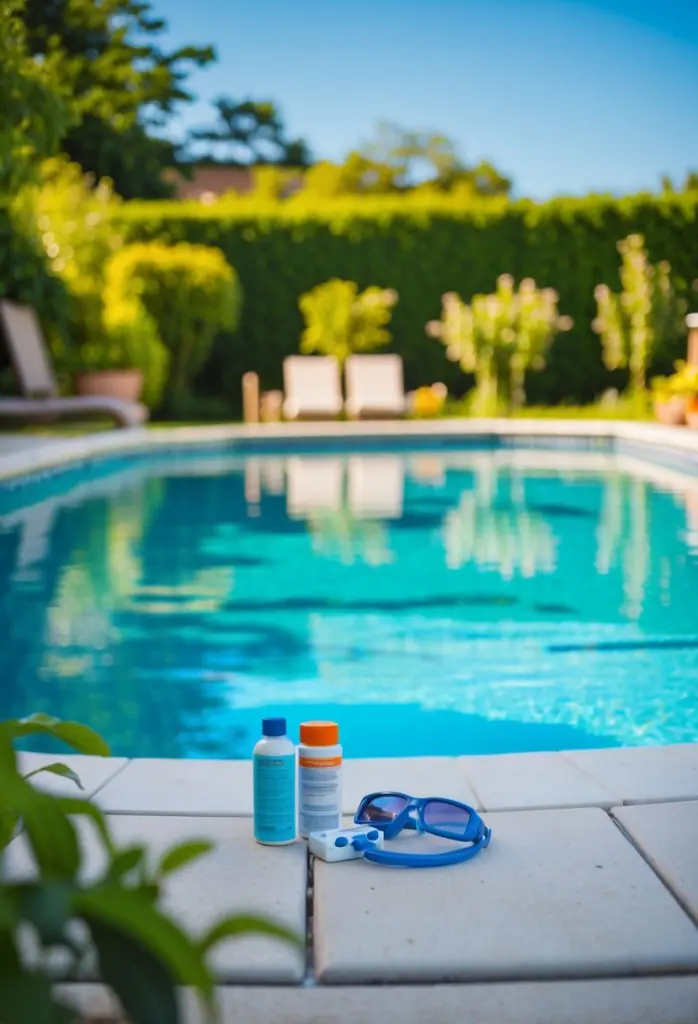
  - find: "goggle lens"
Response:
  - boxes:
[357,793,409,824]
[422,799,472,839]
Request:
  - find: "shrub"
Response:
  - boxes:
[22,157,124,351]
[299,278,398,365]
[117,191,698,410]
[426,275,572,414]
[593,233,688,394]
[104,241,242,412]
[99,291,170,407]
[0,713,299,1024]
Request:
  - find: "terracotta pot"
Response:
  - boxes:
[653,396,687,426]
[76,370,143,404]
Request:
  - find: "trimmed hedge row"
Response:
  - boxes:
[45,192,698,408]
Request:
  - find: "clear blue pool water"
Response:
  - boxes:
[1,443,697,759]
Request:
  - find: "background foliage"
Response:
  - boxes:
[105,241,241,412]
[117,191,698,412]
[22,0,215,199]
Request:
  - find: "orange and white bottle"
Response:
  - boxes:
[298,721,342,838]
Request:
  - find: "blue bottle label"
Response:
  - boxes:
[253,753,296,843]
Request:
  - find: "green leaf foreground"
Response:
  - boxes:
[198,914,303,955]
[76,885,215,997]
[1,710,302,1024]
[158,840,213,879]
[23,763,84,791]
[89,920,180,1024]
[2,714,111,757]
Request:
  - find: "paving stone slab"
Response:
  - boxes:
[6,815,306,983]
[563,744,698,805]
[459,751,619,811]
[96,757,252,815]
[55,977,698,1024]
[313,806,698,983]
[341,757,480,814]
[612,800,698,921]
[17,751,128,799]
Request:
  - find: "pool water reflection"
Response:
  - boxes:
[1,446,697,758]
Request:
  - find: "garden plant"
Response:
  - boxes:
[298,278,398,366]
[593,233,687,395]
[0,714,299,1024]
[426,275,572,414]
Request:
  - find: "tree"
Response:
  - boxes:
[191,96,312,167]
[357,121,512,196]
[0,0,72,196]
[360,121,460,187]
[23,0,216,198]
[660,171,698,194]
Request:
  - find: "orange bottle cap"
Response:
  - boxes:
[300,721,339,746]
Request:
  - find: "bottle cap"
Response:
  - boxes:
[262,717,287,737]
[300,721,339,746]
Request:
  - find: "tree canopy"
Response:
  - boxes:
[0,0,72,196]
[190,97,313,167]
[23,0,216,197]
[356,121,512,196]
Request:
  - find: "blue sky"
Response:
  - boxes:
[160,0,698,199]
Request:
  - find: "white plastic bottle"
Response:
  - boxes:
[298,720,342,838]
[253,717,297,845]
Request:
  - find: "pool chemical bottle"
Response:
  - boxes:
[253,717,297,845]
[298,721,342,838]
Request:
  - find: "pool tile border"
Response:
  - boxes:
[2,419,698,488]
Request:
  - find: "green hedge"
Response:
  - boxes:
[106,192,698,409]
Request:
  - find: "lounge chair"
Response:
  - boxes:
[282,356,343,420]
[347,455,404,519]
[286,456,343,518]
[0,299,148,428]
[344,354,407,419]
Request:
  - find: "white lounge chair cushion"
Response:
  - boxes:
[282,356,343,419]
[345,354,406,416]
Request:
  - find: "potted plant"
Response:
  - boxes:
[73,297,169,407]
[651,361,698,427]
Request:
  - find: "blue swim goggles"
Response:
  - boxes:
[353,791,492,868]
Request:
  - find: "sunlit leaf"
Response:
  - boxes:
[108,845,145,881]
[23,763,84,791]
[5,715,110,757]
[198,913,302,955]
[158,840,213,878]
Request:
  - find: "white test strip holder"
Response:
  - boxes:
[308,825,385,862]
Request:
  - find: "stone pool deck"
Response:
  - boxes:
[9,743,698,1023]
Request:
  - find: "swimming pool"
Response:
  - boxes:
[1,441,697,759]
